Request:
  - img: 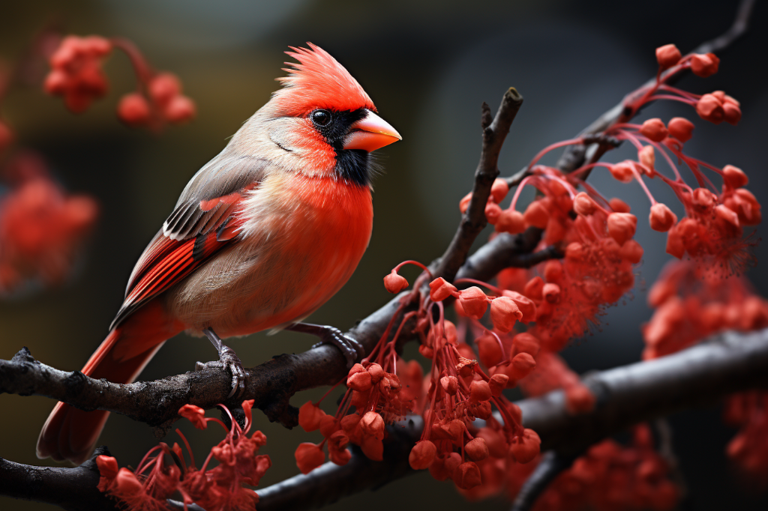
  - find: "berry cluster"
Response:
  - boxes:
[43,35,195,129]
[644,260,768,483]
[97,401,271,511]
[118,72,196,127]
[506,426,678,511]
[289,43,764,499]
[0,153,98,293]
[44,36,112,113]
[296,357,423,472]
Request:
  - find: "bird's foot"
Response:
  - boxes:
[202,328,247,398]
[286,323,364,368]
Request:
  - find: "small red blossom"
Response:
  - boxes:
[409,440,437,470]
[638,145,656,175]
[476,333,503,367]
[96,455,119,492]
[454,461,483,490]
[429,277,457,301]
[649,203,677,232]
[607,212,637,246]
[565,384,596,414]
[179,404,207,430]
[148,73,196,125]
[523,200,550,229]
[609,161,635,183]
[295,443,326,474]
[655,44,681,70]
[485,201,502,224]
[690,52,720,77]
[574,192,598,216]
[667,117,694,142]
[496,209,526,234]
[696,93,725,124]
[383,269,409,293]
[490,296,521,333]
[723,164,748,189]
[458,286,489,319]
[298,401,327,432]
[491,179,510,203]
[640,118,668,142]
[509,429,541,463]
[117,93,152,126]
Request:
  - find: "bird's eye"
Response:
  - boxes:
[311,109,332,127]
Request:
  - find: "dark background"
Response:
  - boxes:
[1,0,767,510]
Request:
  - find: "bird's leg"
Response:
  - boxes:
[285,323,364,368]
[200,327,246,398]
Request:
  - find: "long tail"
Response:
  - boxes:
[36,301,183,464]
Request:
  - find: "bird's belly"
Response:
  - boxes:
[167,177,373,337]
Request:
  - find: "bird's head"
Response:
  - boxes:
[245,43,401,186]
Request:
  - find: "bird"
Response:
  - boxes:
[36,43,401,464]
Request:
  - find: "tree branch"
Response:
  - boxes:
[509,451,578,511]
[504,0,754,188]
[0,447,113,511]
[0,220,543,434]
[4,329,768,511]
[249,328,768,511]
[432,87,524,282]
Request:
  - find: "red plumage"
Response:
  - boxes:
[274,43,376,116]
[37,43,401,464]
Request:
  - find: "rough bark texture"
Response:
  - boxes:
[7,329,765,511]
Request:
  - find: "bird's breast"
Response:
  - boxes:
[171,172,373,336]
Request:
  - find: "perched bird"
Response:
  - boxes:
[37,43,401,464]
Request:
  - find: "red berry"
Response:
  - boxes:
[117,93,151,126]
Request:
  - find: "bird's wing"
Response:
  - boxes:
[110,154,269,330]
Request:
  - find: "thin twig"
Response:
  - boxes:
[504,0,754,188]
[509,451,579,511]
[431,87,524,282]
[505,244,564,270]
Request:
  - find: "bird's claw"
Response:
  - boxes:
[312,326,365,368]
[196,350,247,398]
[218,345,247,398]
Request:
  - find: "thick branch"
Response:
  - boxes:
[0,447,112,511]
[245,328,768,510]
[5,329,768,511]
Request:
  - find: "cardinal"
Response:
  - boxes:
[37,43,401,464]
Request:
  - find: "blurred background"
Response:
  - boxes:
[1,0,767,509]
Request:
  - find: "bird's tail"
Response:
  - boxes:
[36,300,182,464]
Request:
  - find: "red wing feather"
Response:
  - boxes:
[110,198,248,331]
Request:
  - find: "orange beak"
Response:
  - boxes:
[343,110,402,152]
